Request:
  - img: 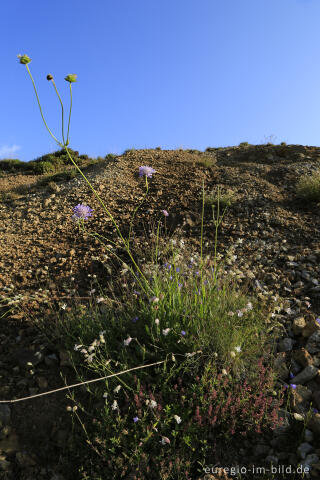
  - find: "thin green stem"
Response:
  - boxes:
[76,219,155,299]
[25,65,62,147]
[66,83,72,145]
[51,79,66,145]
[63,146,153,297]
[127,174,149,250]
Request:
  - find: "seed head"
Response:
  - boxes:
[47,74,54,81]
[65,74,77,83]
[17,54,31,65]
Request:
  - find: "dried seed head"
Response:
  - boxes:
[46,74,53,81]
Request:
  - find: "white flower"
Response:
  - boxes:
[162,328,171,336]
[86,354,94,363]
[103,392,108,398]
[111,400,118,410]
[149,296,159,303]
[155,318,160,325]
[173,415,182,424]
[246,302,253,311]
[171,353,176,362]
[74,344,83,351]
[221,369,228,375]
[160,436,171,445]
[114,385,121,394]
[234,345,241,353]
[150,400,157,409]
[230,351,236,358]
[61,303,67,310]
[124,336,133,346]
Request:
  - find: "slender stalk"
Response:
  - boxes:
[51,79,66,145]
[25,65,62,147]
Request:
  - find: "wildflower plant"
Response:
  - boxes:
[15,54,300,479]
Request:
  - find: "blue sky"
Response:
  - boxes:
[2,0,320,162]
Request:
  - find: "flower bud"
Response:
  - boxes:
[17,54,31,65]
[46,74,53,81]
[64,74,77,83]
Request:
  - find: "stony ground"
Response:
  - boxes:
[1,144,320,479]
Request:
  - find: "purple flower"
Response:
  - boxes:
[139,166,157,178]
[162,210,169,216]
[72,204,94,221]
[178,283,183,288]
[132,316,139,323]
[181,331,186,336]
[316,318,320,325]
[176,267,180,273]
[133,416,139,423]
[289,372,294,379]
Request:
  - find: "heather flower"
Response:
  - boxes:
[65,74,77,83]
[71,204,94,222]
[162,210,169,216]
[139,166,157,178]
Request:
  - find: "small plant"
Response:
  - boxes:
[238,141,250,147]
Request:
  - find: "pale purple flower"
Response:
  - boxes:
[139,166,157,178]
[176,267,180,273]
[133,416,139,422]
[132,316,139,323]
[181,330,186,336]
[71,204,94,222]
[162,210,169,216]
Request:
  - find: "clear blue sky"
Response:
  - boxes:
[2,0,320,163]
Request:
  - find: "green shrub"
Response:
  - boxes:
[239,142,250,147]
[0,159,26,172]
[79,154,89,160]
[280,142,287,146]
[31,160,56,174]
[105,153,118,161]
